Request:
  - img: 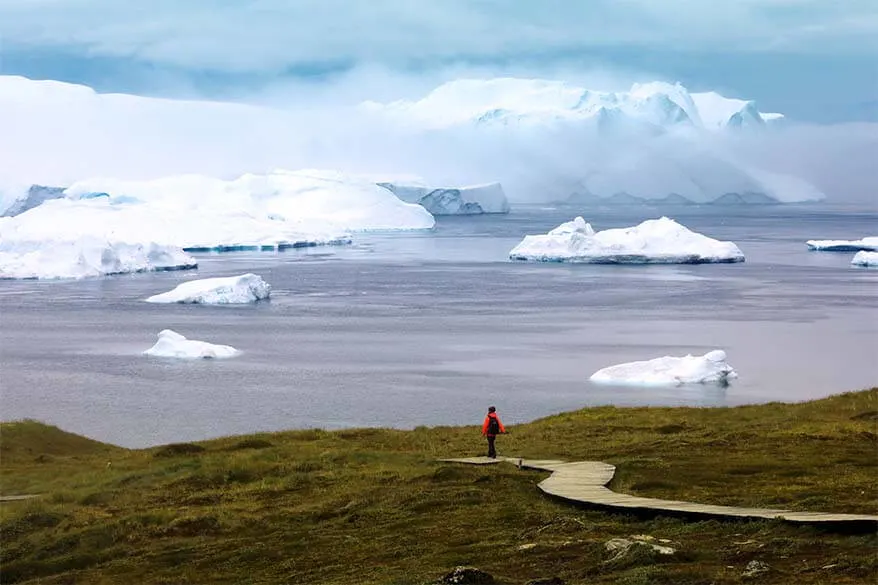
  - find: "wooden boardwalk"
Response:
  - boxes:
[0,494,39,502]
[440,457,878,529]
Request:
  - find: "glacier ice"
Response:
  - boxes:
[689,91,782,129]
[64,170,435,234]
[366,78,781,131]
[0,238,196,280]
[362,78,823,204]
[146,273,271,304]
[377,180,510,215]
[590,350,738,387]
[806,237,878,252]
[0,75,837,209]
[851,251,878,267]
[143,329,239,359]
[509,217,745,264]
[1,185,66,217]
[0,170,435,266]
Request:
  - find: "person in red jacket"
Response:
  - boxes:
[481,406,506,458]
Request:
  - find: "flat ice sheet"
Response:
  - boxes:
[806,237,878,252]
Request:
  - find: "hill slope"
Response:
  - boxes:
[1,390,876,584]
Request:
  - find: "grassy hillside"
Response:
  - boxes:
[1,390,876,585]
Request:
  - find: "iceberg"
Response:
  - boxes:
[367,78,777,132]
[363,78,825,204]
[851,251,878,267]
[377,180,510,215]
[146,273,271,304]
[806,237,878,252]
[63,170,435,234]
[143,329,239,359]
[1,75,833,209]
[0,195,350,254]
[0,238,196,280]
[0,170,434,261]
[2,185,66,217]
[689,91,782,129]
[509,217,745,264]
[590,350,738,386]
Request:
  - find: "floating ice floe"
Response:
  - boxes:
[806,237,878,252]
[0,238,196,279]
[509,216,745,264]
[377,179,510,215]
[143,329,239,359]
[146,273,271,304]
[851,251,878,267]
[590,350,738,386]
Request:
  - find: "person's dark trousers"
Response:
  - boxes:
[487,435,496,458]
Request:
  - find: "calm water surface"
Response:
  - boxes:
[1,204,876,447]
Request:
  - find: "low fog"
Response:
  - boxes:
[1,67,876,206]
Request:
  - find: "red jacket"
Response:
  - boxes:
[481,412,506,436]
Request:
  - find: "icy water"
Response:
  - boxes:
[1,204,877,448]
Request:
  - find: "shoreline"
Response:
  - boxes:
[2,388,875,584]
[2,385,874,450]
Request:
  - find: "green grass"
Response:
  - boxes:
[1,390,876,584]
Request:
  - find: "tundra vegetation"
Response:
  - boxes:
[1,389,876,584]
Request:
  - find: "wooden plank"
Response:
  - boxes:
[0,494,39,502]
[441,455,878,528]
[437,457,503,465]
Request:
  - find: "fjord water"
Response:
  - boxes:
[1,204,876,448]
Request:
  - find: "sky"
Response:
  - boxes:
[1,0,877,123]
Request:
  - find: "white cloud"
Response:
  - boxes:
[0,0,876,73]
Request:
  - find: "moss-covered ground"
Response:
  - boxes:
[1,389,876,584]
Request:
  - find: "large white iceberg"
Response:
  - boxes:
[362,78,826,204]
[509,217,745,264]
[0,238,196,280]
[851,251,878,267]
[0,75,840,209]
[143,329,239,359]
[146,273,271,304]
[0,170,434,261]
[590,350,738,386]
[806,237,878,252]
[63,169,436,236]
[366,78,781,131]
[376,180,510,215]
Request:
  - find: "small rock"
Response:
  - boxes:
[604,537,676,564]
[440,566,495,584]
[631,534,675,554]
[605,538,633,554]
[742,560,771,579]
[526,578,565,585]
[518,543,538,551]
